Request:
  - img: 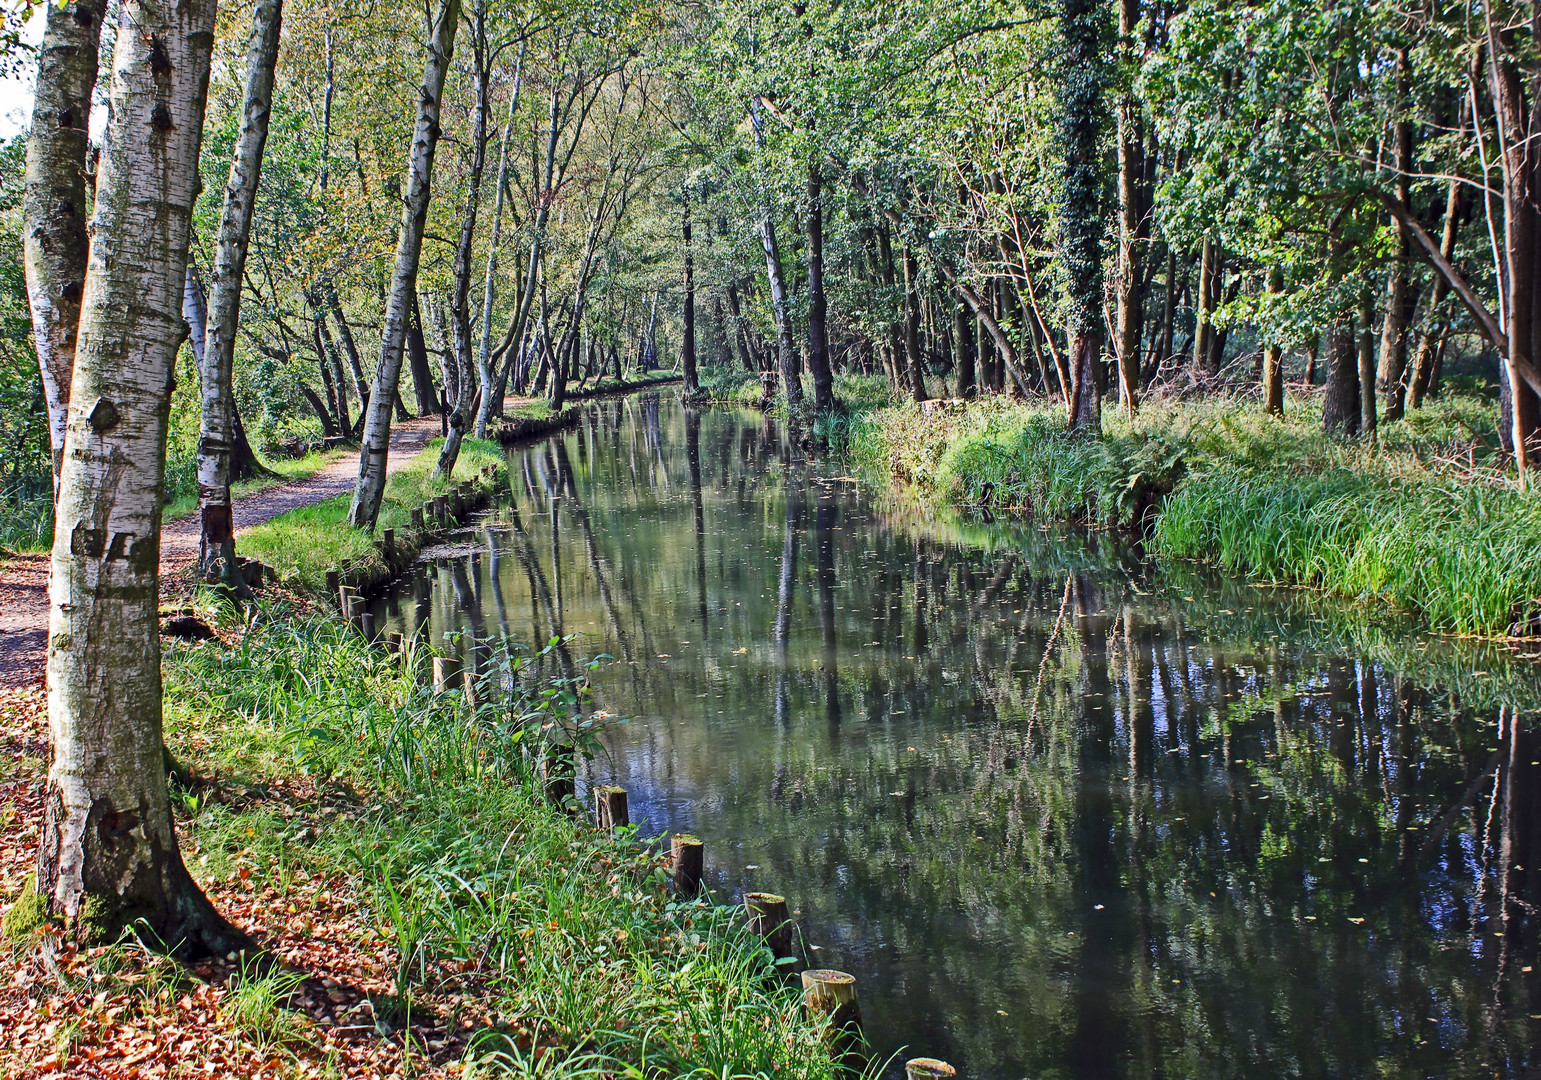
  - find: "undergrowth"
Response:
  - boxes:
[160,609,870,1079]
[845,391,1541,637]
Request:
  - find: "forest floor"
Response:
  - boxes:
[0,417,439,692]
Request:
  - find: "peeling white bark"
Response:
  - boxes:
[197,0,283,587]
[43,0,243,953]
[23,0,108,492]
[349,0,461,529]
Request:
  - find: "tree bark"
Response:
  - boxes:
[681,190,698,396]
[1322,318,1360,437]
[436,0,489,480]
[1358,284,1377,439]
[197,0,282,592]
[1192,238,1214,371]
[473,43,523,437]
[806,165,833,411]
[1113,0,1143,414]
[901,247,928,401]
[749,96,804,407]
[408,290,441,415]
[1261,266,1283,416]
[23,0,108,494]
[42,0,249,955]
[1059,0,1106,431]
[955,302,976,399]
[1408,182,1461,409]
[1377,50,1415,423]
[349,0,461,528]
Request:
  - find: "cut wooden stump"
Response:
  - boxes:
[802,969,865,1069]
[905,1060,956,1080]
[432,655,462,695]
[594,786,629,830]
[671,834,704,898]
[744,892,795,960]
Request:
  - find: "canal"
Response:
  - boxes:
[372,394,1541,1079]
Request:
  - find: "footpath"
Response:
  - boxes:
[0,418,439,689]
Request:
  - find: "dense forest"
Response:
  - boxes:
[5,0,1541,538]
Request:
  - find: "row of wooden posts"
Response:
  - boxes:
[593,784,957,1079]
[321,468,958,1079]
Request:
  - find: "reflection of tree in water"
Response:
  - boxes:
[375,397,1541,1079]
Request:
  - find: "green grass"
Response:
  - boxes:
[845,390,1541,637]
[239,437,505,595]
[158,607,873,1079]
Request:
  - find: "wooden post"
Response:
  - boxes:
[462,668,479,708]
[359,611,375,640]
[386,630,404,654]
[325,570,340,594]
[411,507,423,530]
[433,655,462,695]
[905,1060,956,1080]
[594,786,629,830]
[671,834,704,898]
[543,746,575,810]
[802,969,865,1069]
[382,528,395,558]
[745,892,795,960]
[338,585,356,618]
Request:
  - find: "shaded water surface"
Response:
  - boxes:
[375,396,1541,1079]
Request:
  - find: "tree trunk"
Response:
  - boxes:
[349,0,461,528]
[1358,284,1377,439]
[1322,318,1360,437]
[197,0,282,592]
[749,97,803,407]
[806,165,834,411]
[1059,0,1106,431]
[408,290,441,415]
[41,0,249,956]
[902,247,928,401]
[436,0,488,481]
[1192,238,1214,371]
[473,43,523,437]
[1377,51,1414,423]
[314,304,350,433]
[328,292,369,417]
[681,191,698,396]
[1113,0,1143,414]
[1261,266,1283,416]
[1408,182,1461,410]
[23,0,108,494]
[955,302,977,399]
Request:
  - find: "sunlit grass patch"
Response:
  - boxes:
[239,437,504,594]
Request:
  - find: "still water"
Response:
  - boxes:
[373,395,1541,1079]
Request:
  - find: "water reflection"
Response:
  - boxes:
[375,396,1541,1079]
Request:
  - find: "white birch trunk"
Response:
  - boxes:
[42,0,247,953]
[436,0,489,480]
[197,0,283,588]
[748,97,803,406]
[348,0,461,528]
[473,44,524,439]
[23,0,108,493]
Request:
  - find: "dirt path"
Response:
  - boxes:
[0,417,441,690]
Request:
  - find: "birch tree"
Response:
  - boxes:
[23,0,108,493]
[197,0,284,590]
[349,0,462,529]
[41,0,248,953]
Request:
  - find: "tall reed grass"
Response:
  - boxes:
[844,392,1541,637]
